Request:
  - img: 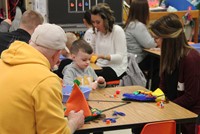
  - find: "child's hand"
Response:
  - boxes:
[90,81,98,90]
[97,76,105,84]
[91,77,106,90]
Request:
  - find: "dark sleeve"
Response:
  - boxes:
[54,59,72,78]
[173,50,200,110]
[159,74,165,92]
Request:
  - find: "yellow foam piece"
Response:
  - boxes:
[152,88,165,102]
[90,55,98,63]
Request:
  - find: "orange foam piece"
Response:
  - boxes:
[65,84,92,117]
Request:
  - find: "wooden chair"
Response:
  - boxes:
[140,120,176,134]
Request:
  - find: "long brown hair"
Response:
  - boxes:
[150,13,192,75]
[124,0,149,29]
[90,3,115,33]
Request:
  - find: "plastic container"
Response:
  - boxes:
[62,85,91,103]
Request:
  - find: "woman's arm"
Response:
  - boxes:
[131,22,157,48]
[173,50,200,109]
[110,25,127,64]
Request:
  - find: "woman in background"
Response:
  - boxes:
[150,13,200,134]
[124,0,157,65]
[90,3,128,82]
[124,0,159,90]
[83,10,95,45]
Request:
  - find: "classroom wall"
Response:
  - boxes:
[48,0,123,28]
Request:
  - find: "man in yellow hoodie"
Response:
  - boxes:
[0,23,84,134]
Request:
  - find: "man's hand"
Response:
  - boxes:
[68,110,85,133]
[4,19,12,25]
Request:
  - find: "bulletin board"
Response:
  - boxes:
[48,0,123,28]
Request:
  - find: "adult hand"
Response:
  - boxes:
[98,55,110,60]
[4,19,12,25]
[97,54,104,59]
[68,110,85,133]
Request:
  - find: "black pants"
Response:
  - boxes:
[138,55,160,91]
[95,67,125,82]
[132,125,144,134]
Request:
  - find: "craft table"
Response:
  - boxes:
[74,86,197,134]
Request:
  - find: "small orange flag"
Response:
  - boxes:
[64,83,92,117]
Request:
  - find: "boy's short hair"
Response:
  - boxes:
[20,10,44,31]
[70,39,93,55]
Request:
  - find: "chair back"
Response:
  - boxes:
[140,120,176,134]
[196,114,200,134]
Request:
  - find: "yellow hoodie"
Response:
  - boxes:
[0,41,71,134]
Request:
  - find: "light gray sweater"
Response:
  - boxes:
[125,21,157,63]
[62,62,98,86]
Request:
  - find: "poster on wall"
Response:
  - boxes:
[48,0,123,27]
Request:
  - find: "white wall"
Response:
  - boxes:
[31,0,48,22]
